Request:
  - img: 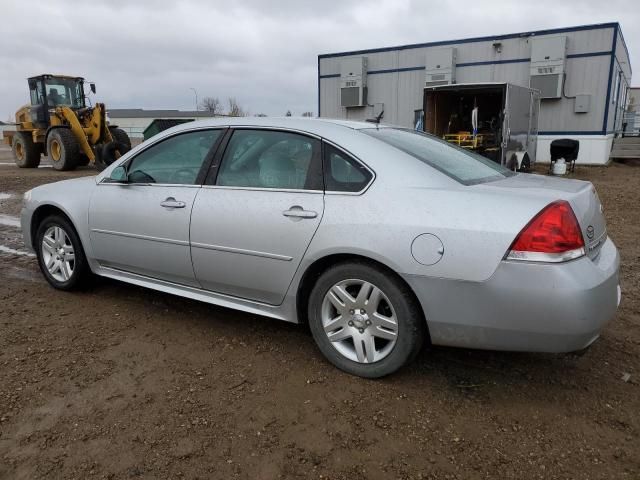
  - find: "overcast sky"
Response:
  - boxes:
[0,0,637,120]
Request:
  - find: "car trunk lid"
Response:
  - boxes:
[475,173,607,259]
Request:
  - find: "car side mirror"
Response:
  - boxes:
[90,83,96,94]
[109,165,128,183]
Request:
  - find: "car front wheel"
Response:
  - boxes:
[308,261,425,378]
[35,215,90,290]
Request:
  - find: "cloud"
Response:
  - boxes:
[0,0,635,120]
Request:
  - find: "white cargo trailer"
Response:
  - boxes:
[422,82,540,170]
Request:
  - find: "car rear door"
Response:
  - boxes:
[89,128,224,286]
[189,128,324,305]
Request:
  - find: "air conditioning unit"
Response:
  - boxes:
[340,57,368,108]
[425,48,456,87]
[529,36,567,99]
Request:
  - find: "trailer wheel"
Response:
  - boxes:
[518,154,531,173]
[12,132,41,168]
[47,129,79,171]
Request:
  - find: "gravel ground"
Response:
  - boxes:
[0,145,638,479]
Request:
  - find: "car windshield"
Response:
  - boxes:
[44,78,84,108]
[361,127,514,185]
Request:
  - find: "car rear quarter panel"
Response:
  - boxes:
[306,180,553,283]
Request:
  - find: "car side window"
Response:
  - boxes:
[323,143,372,192]
[127,129,221,185]
[216,130,322,190]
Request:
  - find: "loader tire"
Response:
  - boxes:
[95,128,131,172]
[76,154,91,167]
[12,132,41,168]
[47,129,79,171]
[108,127,132,152]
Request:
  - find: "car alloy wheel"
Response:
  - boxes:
[321,279,398,363]
[41,225,75,282]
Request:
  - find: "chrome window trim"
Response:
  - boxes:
[200,185,323,194]
[321,139,376,196]
[101,125,375,195]
[222,125,322,140]
[98,180,202,188]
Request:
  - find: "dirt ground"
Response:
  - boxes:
[0,145,638,480]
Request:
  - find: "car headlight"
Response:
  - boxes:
[23,190,32,202]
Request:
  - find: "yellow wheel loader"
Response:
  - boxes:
[3,74,131,171]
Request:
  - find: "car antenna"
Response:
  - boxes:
[365,109,384,126]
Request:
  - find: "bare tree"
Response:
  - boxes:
[301,111,313,117]
[200,97,223,115]
[227,97,246,117]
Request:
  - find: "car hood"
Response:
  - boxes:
[31,175,97,193]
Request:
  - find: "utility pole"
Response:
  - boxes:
[189,87,198,111]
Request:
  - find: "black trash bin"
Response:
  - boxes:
[549,139,579,173]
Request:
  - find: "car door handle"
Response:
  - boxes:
[283,206,318,219]
[160,197,186,209]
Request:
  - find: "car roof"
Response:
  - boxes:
[163,116,390,137]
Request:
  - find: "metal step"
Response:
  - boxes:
[610,143,640,150]
[610,151,640,159]
[613,137,640,145]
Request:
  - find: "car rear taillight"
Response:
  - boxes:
[506,200,585,263]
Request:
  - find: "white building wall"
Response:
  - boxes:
[108,115,217,139]
[319,23,631,165]
[108,117,153,139]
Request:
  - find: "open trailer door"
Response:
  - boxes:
[503,84,540,170]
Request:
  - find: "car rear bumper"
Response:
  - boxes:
[404,237,620,353]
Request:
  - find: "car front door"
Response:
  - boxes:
[190,128,324,305]
[89,128,224,286]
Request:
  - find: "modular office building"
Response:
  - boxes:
[318,23,632,165]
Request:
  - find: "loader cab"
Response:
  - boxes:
[28,75,87,126]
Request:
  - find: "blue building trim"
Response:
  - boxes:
[317,56,321,116]
[318,22,618,59]
[538,130,610,136]
[567,51,611,59]
[368,66,426,75]
[457,58,530,67]
[612,69,624,133]
[602,25,618,133]
[318,50,613,79]
[616,25,632,76]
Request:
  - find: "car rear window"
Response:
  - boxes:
[361,127,514,185]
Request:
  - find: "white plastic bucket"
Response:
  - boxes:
[552,158,567,175]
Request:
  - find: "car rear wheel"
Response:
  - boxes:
[35,215,90,290]
[308,261,425,378]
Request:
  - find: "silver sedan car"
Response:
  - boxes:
[21,118,621,377]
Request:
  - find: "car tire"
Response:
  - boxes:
[47,128,79,171]
[308,261,425,378]
[12,132,41,168]
[35,214,91,291]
